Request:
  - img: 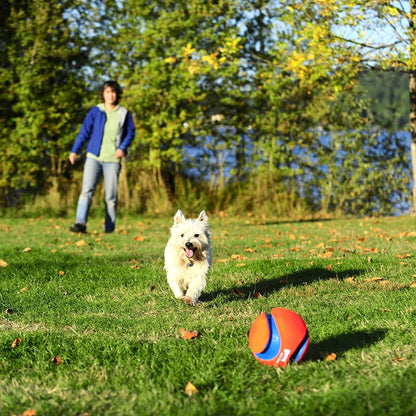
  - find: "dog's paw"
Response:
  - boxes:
[183,296,195,306]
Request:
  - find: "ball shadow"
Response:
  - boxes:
[304,329,388,362]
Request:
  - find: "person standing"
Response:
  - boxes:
[69,80,135,233]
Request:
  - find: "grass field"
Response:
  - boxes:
[1,212,416,416]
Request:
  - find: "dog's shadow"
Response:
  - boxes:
[304,328,388,362]
[202,266,364,302]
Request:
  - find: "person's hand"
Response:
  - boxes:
[69,153,77,165]
[115,149,125,159]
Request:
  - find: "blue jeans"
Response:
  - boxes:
[75,157,121,232]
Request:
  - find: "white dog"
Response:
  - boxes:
[164,210,212,306]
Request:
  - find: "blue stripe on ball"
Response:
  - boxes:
[292,330,310,363]
[254,313,281,361]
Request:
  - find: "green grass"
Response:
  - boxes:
[1,214,416,415]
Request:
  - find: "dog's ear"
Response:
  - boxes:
[197,210,208,222]
[174,210,186,224]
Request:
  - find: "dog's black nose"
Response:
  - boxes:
[185,242,194,249]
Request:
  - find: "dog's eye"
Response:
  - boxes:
[181,234,184,238]
[194,234,199,237]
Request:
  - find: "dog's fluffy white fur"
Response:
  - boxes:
[164,210,212,306]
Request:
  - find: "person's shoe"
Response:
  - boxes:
[70,223,86,233]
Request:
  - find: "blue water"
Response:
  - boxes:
[181,130,412,215]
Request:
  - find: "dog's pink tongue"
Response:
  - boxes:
[185,249,194,258]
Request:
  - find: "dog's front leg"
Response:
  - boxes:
[184,276,207,306]
[167,277,185,299]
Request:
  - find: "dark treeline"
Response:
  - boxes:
[0,0,411,217]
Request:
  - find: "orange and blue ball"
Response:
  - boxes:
[249,307,310,367]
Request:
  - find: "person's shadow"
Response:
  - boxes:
[204,265,364,302]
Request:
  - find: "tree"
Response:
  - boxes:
[289,0,415,210]
[0,0,116,207]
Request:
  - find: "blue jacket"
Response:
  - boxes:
[71,105,135,156]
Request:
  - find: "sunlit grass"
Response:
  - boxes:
[1,214,416,415]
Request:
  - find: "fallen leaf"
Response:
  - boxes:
[11,338,22,349]
[22,410,36,416]
[150,284,156,291]
[231,287,244,295]
[396,253,411,259]
[0,259,8,267]
[245,247,256,253]
[391,356,406,362]
[75,240,86,247]
[58,271,65,276]
[318,251,333,258]
[180,328,199,340]
[326,264,332,270]
[236,263,246,267]
[253,291,263,299]
[18,287,28,294]
[231,254,245,260]
[344,276,355,283]
[214,259,229,263]
[185,381,199,397]
[51,356,62,365]
[325,352,337,361]
[134,236,145,242]
[23,247,32,252]
[409,282,416,288]
[4,308,13,314]
[364,277,385,282]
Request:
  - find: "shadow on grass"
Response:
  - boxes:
[305,329,388,362]
[203,266,365,303]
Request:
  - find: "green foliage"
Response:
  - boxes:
[0,0,412,217]
[1,215,416,414]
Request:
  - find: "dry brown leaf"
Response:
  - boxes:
[318,251,333,258]
[0,259,8,267]
[22,410,36,416]
[396,253,411,259]
[291,246,301,252]
[245,247,256,253]
[391,356,406,362]
[236,263,246,267]
[185,381,199,397]
[364,277,385,282]
[214,259,230,263]
[11,338,22,349]
[75,240,86,247]
[150,284,156,291]
[23,247,32,252]
[180,328,199,340]
[325,352,337,361]
[133,236,145,241]
[344,276,355,283]
[52,356,62,365]
[231,287,244,295]
[326,264,332,271]
[253,291,263,299]
[58,271,65,276]
[18,287,28,294]
[231,254,245,260]
[4,308,13,314]
[409,282,416,288]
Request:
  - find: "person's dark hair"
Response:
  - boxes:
[100,80,122,104]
